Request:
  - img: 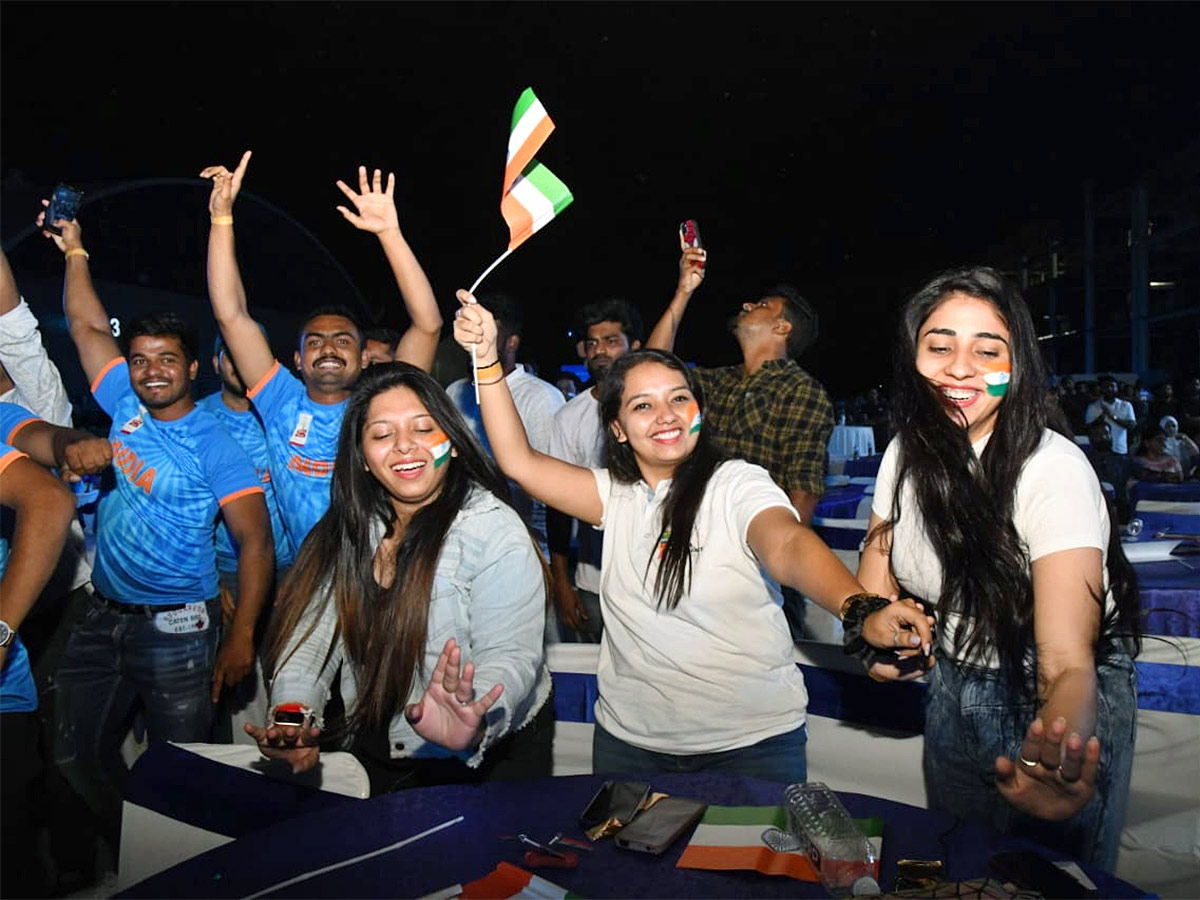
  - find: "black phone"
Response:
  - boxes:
[614,795,707,854]
[679,218,702,249]
[579,779,651,830]
[44,183,84,235]
[990,850,1096,899]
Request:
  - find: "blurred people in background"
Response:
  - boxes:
[1159,415,1198,477]
[1085,375,1136,455]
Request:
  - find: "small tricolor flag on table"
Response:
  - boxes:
[676,806,883,882]
[459,862,580,899]
[500,88,574,251]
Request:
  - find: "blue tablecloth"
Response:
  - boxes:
[843,454,883,478]
[814,484,867,520]
[1131,480,1200,504]
[1135,556,1200,639]
[118,748,1148,898]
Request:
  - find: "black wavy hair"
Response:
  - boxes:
[875,266,1139,696]
[125,312,199,363]
[597,349,730,610]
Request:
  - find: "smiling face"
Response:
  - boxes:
[294,314,367,399]
[128,334,198,418]
[915,292,1012,442]
[609,361,700,486]
[361,385,455,518]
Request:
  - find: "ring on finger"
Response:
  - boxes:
[1018,755,1040,768]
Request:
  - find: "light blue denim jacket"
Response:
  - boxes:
[270,486,551,768]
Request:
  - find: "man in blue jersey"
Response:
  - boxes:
[39,208,274,855]
[199,330,293,741]
[0,401,111,897]
[201,151,442,551]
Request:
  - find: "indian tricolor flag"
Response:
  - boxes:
[677,806,882,882]
[983,362,1011,397]
[426,430,452,468]
[459,862,580,899]
[500,88,574,251]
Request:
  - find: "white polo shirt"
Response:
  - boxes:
[591,459,808,754]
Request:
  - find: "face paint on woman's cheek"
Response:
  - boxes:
[685,401,702,435]
[983,362,1011,397]
[419,430,453,467]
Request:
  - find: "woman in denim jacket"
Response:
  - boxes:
[857,267,1140,870]
[247,364,551,793]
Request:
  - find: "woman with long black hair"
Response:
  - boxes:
[858,266,1140,869]
[454,291,932,782]
[245,363,552,792]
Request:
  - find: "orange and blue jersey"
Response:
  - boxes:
[90,358,264,605]
[197,392,294,571]
[246,362,344,550]
[0,427,37,712]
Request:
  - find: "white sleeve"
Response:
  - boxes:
[719,461,798,545]
[591,468,612,529]
[871,441,902,520]
[517,383,565,455]
[1015,443,1108,561]
[0,298,73,426]
[547,403,570,461]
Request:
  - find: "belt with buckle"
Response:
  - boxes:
[91,586,188,617]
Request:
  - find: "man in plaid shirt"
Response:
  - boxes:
[647,240,834,639]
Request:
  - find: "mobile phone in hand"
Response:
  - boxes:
[679,219,702,249]
[45,183,84,235]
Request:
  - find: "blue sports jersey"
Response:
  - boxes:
[91,358,264,604]
[246,362,345,549]
[0,432,37,713]
[197,392,294,571]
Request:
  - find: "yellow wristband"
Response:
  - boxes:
[475,360,503,381]
[65,248,90,260]
[211,215,234,226]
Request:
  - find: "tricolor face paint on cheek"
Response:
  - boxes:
[983,362,1011,397]
[685,400,702,435]
[420,430,453,467]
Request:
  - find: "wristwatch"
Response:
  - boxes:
[0,620,15,648]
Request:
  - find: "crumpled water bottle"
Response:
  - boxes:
[1124,518,1143,539]
[783,782,879,897]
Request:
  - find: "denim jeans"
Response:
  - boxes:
[51,592,221,852]
[594,723,807,783]
[923,648,1137,871]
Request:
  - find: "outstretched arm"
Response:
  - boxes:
[36,211,120,384]
[8,419,112,483]
[453,290,602,525]
[645,235,707,351]
[335,167,442,372]
[200,151,275,389]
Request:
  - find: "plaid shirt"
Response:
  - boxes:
[694,359,834,497]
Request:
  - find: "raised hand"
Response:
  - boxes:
[244,716,322,774]
[453,290,499,364]
[335,166,400,235]
[677,235,708,296]
[994,716,1100,821]
[36,203,84,254]
[405,637,504,752]
[199,150,253,218]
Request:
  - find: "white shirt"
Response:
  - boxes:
[447,364,565,548]
[592,459,807,754]
[1085,398,1136,455]
[0,297,73,426]
[547,389,606,593]
[873,429,1111,668]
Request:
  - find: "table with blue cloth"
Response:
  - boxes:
[1131,480,1200,504]
[1136,554,1200,639]
[117,743,1148,898]
[843,454,883,478]
[813,484,868,520]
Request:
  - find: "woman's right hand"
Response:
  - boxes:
[244,717,322,774]
[862,598,936,682]
[453,290,499,365]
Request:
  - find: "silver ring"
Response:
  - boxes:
[892,631,900,647]
[1018,755,1040,769]
[458,697,472,706]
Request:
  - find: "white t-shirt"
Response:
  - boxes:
[1085,398,1136,454]
[447,364,565,548]
[592,459,807,753]
[873,429,1111,668]
[547,389,606,593]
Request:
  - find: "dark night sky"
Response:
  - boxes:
[2,1,1198,397]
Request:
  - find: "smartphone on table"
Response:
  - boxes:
[614,795,707,854]
[579,779,651,831]
[44,183,84,235]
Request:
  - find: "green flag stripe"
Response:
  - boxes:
[522,161,574,213]
[511,88,538,130]
[700,806,789,827]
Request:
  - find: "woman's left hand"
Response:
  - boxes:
[405,637,504,752]
[994,716,1101,821]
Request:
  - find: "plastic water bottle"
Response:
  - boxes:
[784,782,880,897]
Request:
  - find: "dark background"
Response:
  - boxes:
[2,1,1197,400]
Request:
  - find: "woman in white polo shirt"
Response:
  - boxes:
[856,267,1140,869]
[454,290,932,782]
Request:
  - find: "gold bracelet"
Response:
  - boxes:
[475,360,503,380]
[65,248,90,260]
[211,215,234,226]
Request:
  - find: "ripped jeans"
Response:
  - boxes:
[51,592,221,852]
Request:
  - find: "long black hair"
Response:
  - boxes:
[598,349,730,610]
[877,266,1139,695]
[267,362,547,733]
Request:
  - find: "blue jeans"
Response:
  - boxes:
[594,723,807,783]
[923,648,1137,871]
[51,592,221,852]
